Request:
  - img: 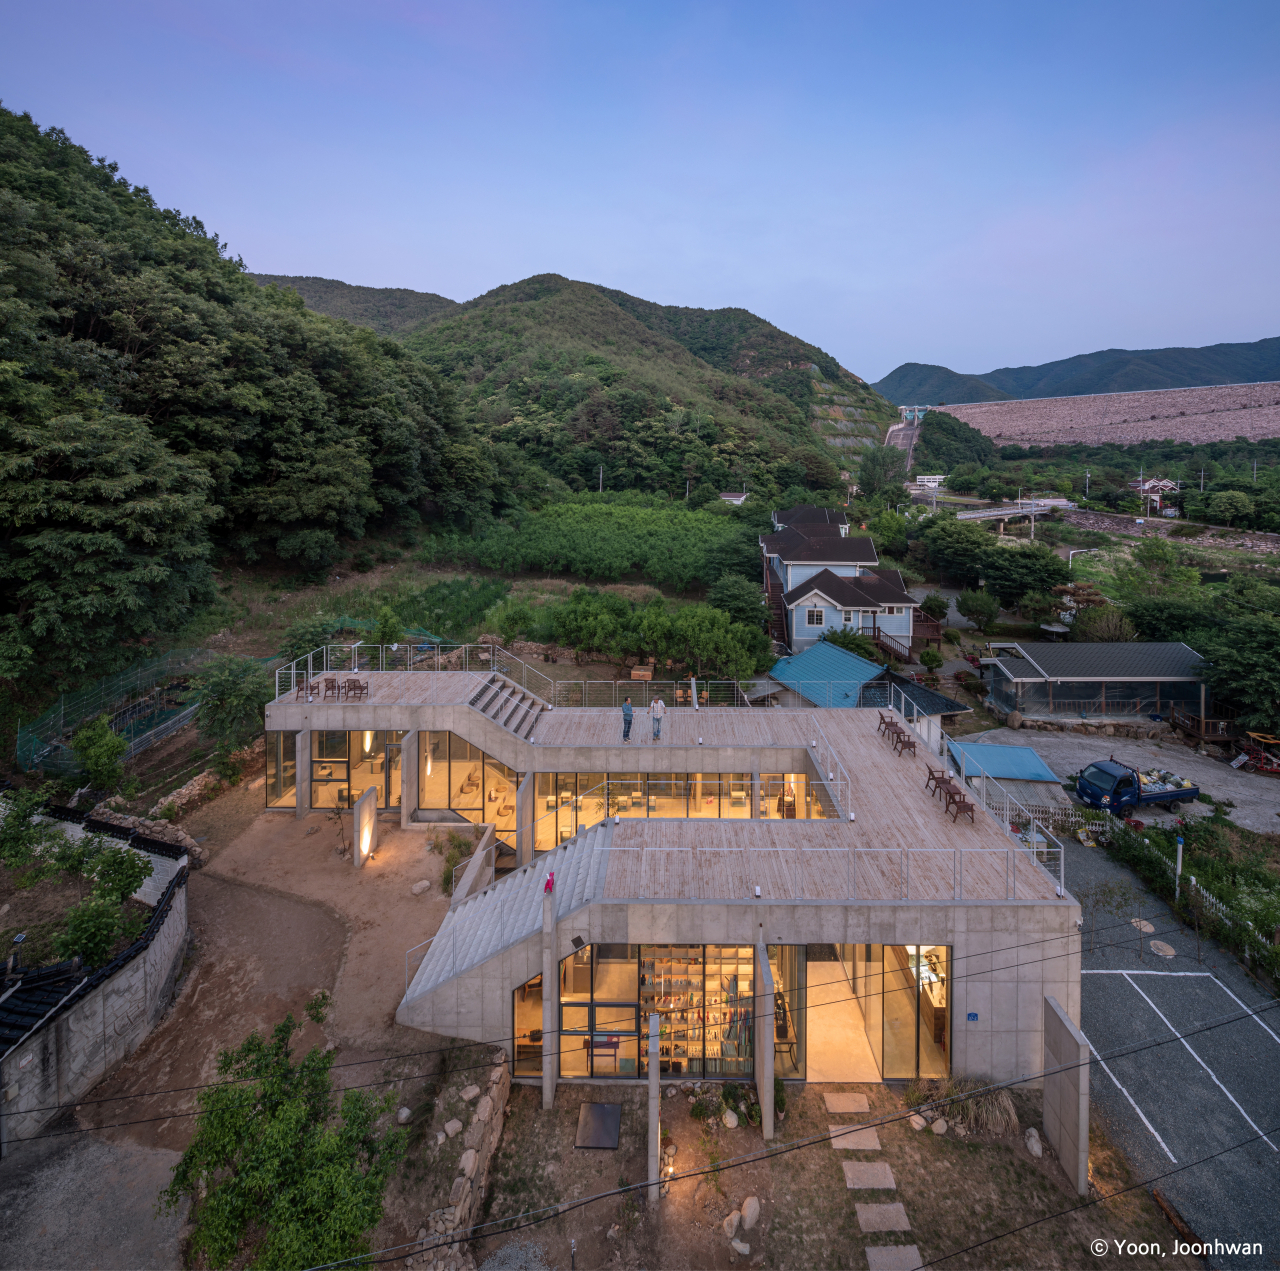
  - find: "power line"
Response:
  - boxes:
[300,998,1280,1270]
[3,910,1170,1123]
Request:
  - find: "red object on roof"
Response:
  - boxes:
[544,872,554,894]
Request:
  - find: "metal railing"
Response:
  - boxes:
[885,683,1066,896]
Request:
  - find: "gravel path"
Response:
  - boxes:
[961,727,1280,835]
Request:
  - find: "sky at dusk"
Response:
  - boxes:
[3,0,1277,382]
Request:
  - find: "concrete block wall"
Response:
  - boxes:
[1042,994,1090,1195]
[133,847,188,906]
[0,877,188,1154]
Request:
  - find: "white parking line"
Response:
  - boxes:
[1122,972,1278,1152]
[1080,1026,1177,1163]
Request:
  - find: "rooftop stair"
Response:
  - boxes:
[467,673,547,740]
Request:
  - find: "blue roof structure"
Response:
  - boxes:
[946,741,1060,783]
[769,641,885,706]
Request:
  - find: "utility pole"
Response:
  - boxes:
[685,477,690,501]
[1199,468,1205,493]
[598,465,603,493]
[1254,460,1258,484]
[1085,469,1090,498]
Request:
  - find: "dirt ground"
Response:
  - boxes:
[472,1080,1196,1271]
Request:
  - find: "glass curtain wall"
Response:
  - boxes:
[265,732,297,807]
[513,974,543,1076]
[853,944,950,1079]
[768,945,806,1079]
[558,945,640,1078]
[307,730,403,809]
[418,730,523,847]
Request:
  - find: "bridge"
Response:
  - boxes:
[953,500,1059,522]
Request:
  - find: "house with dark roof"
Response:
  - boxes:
[771,504,849,534]
[981,641,1211,726]
[780,568,920,657]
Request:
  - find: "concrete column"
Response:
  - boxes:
[647,1012,660,1205]
[352,785,377,867]
[400,729,419,829]
[755,944,775,1140]
[750,772,759,819]
[541,882,557,1111]
[516,770,534,866]
[294,729,311,820]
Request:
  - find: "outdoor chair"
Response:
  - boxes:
[948,797,976,824]
[877,711,892,736]
[925,764,946,796]
[294,679,318,701]
[894,733,917,758]
[322,677,340,701]
[344,678,368,700]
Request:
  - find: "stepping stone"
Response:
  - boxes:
[1150,940,1176,959]
[866,1246,923,1271]
[825,1092,871,1114]
[829,1124,881,1150]
[843,1161,896,1190]
[856,1202,911,1232]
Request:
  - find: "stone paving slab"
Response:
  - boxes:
[856,1203,911,1232]
[842,1160,896,1189]
[824,1092,871,1113]
[865,1245,923,1270]
[829,1124,881,1150]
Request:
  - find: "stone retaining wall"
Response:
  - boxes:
[0,871,189,1156]
[415,1057,512,1271]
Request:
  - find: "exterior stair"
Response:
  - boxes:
[467,673,547,740]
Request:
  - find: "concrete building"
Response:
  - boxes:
[264,661,1079,1094]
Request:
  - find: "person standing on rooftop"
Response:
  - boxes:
[649,695,666,741]
[621,696,633,743]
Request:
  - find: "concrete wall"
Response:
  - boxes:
[132,847,188,906]
[0,876,189,1156]
[1042,994,1090,1195]
[399,894,1081,1088]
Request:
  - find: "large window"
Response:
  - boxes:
[418,730,523,848]
[265,732,297,808]
[558,944,640,1078]
[308,730,403,810]
[514,973,543,1076]
[853,943,950,1079]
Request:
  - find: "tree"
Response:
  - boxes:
[1069,605,1136,642]
[857,446,908,499]
[280,613,335,664]
[918,647,944,673]
[956,589,1000,634]
[1111,538,1200,600]
[373,604,405,646]
[53,896,122,967]
[978,545,1069,610]
[865,509,909,559]
[920,517,993,587]
[671,605,762,679]
[194,655,275,749]
[1191,614,1280,732]
[706,574,766,628]
[1052,581,1107,612]
[71,715,128,791]
[160,994,405,1269]
[92,841,154,904]
[1208,490,1253,526]
[1019,592,1060,623]
[919,591,950,623]
[823,628,881,662]
[0,411,216,683]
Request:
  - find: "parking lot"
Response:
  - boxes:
[1071,835,1280,1270]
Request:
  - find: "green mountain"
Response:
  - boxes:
[248,274,458,334]
[873,336,1280,404]
[398,273,897,497]
[870,363,1013,406]
[261,270,899,495]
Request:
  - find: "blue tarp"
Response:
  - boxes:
[946,741,1060,783]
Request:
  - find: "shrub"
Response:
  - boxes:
[943,628,961,646]
[918,648,944,673]
[374,604,405,647]
[1070,606,1136,643]
[823,628,881,662]
[92,842,154,904]
[279,613,335,664]
[919,591,950,623]
[193,655,274,749]
[773,1076,787,1116]
[690,1092,724,1122]
[351,549,376,572]
[706,575,767,628]
[53,896,121,966]
[905,1076,1018,1136]
[71,715,127,791]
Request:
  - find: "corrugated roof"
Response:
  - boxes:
[887,673,971,717]
[946,740,1060,782]
[985,642,1205,681]
[771,642,884,695]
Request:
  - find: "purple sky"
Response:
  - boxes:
[3,0,1278,382]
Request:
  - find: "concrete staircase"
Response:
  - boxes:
[467,673,547,740]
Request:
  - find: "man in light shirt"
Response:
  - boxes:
[649,695,667,741]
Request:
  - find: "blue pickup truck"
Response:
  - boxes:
[1076,759,1199,816]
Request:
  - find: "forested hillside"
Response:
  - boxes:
[248,274,458,334]
[874,336,1280,404]
[0,106,492,687]
[398,274,854,500]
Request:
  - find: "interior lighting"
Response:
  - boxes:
[363,731,374,757]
